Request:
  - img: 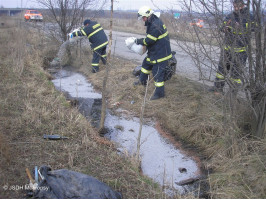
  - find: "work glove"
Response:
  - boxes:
[135,38,140,45]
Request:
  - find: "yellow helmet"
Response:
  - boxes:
[138,6,154,20]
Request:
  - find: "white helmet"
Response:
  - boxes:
[138,6,154,20]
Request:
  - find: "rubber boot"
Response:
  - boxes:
[208,86,223,93]
[150,86,165,100]
[214,78,225,90]
[133,80,141,86]
[208,78,224,94]
[101,57,107,65]
[139,73,148,85]
[231,80,242,96]
[92,66,99,73]
[134,73,148,86]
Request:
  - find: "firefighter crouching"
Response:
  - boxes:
[70,19,108,73]
[209,0,256,94]
[135,6,173,100]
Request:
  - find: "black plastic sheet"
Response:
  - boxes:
[34,166,122,199]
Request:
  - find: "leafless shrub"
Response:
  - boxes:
[36,0,107,41]
[171,0,265,137]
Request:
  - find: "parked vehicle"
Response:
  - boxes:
[190,19,204,28]
[24,10,43,22]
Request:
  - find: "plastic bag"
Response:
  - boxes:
[33,166,122,199]
[69,28,82,42]
[125,37,147,55]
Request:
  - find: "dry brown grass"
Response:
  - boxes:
[97,17,146,35]
[70,35,266,198]
[95,16,219,46]
[1,15,265,199]
[0,17,165,198]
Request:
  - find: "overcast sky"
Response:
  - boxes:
[0,0,181,10]
[113,0,179,10]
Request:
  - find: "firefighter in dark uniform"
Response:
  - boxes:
[209,0,255,93]
[71,19,108,73]
[135,6,172,100]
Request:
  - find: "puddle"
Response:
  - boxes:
[52,69,102,99]
[51,68,205,196]
[51,69,102,127]
[104,114,199,194]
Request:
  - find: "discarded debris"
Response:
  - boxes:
[43,134,69,140]
[178,167,187,173]
[114,125,124,131]
[111,102,122,107]
[50,57,61,67]
[175,175,204,186]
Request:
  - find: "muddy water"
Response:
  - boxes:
[104,114,199,193]
[51,68,203,195]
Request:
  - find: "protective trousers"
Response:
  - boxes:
[91,46,107,72]
[139,58,167,98]
[215,49,247,89]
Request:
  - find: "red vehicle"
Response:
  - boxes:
[190,19,204,28]
[24,10,43,22]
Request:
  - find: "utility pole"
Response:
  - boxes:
[107,0,113,59]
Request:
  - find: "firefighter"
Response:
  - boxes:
[71,19,108,73]
[135,6,172,100]
[209,0,255,93]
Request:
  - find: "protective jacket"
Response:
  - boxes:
[137,14,172,64]
[73,21,108,51]
[221,7,255,52]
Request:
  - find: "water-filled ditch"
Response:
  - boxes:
[50,67,207,196]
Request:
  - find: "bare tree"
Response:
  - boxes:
[99,0,114,133]
[171,0,265,137]
[36,0,106,41]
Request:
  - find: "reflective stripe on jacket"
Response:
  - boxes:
[221,7,255,49]
[224,46,246,52]
[137,14,172,64]
[73,21,108,50]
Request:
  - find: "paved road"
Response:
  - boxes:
[30,21,219,86]
[106,30,220,85]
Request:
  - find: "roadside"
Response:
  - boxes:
[0,18,166,199]
[70,29,266,199]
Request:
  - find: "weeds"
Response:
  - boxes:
[71,33,266,198]
[0,17,164,198]
[1,15,265,199]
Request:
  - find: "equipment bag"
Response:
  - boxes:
[132,51,177,81]
[164,51,177,81]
